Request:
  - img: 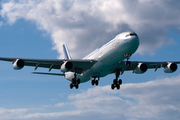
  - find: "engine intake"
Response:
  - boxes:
[13,59,24,70]
[164,63,177,73]
[134,63,148,74]
[60,61,73,72]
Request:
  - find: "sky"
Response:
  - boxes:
[0,0,180,120]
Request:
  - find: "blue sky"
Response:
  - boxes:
[0,0,180,120]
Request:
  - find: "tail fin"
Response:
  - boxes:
[63,44,72,60]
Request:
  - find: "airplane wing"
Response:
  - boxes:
[0,57,97,73]
[112,61,180,74]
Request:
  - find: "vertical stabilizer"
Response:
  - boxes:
[63,44,72,60]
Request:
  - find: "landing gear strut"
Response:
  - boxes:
[70,73,80,89]
[111,70,122,90]
[125,53,131,66]
[91,77,99,86]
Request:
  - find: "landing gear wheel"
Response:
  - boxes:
[116,84,120,90]
[91,80,95,86]
[70,83,74,89]
[70,76,80,89]
[77,79,80,84]
[91,77,99,86]
[111,70,123,90]
[111,84,115,90]
[95,80,99,86]
[119,79,122,85]
[75,84,79,89]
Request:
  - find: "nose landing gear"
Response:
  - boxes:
[125,54,131,66]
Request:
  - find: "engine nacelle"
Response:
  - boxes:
[164,63,177,73]
[60,61,73,72]
[134,63,147,74]
[13,59,24,70]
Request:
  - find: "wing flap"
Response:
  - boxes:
[24,62,61,70]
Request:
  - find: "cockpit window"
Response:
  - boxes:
[130,33,137,36]
[125,33,137,37]
[125,34,130,37]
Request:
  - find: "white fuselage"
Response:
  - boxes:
[65,32,139,83]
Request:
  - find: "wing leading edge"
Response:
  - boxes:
[0,57,97,73]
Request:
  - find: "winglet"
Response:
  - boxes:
[63,44,72,60]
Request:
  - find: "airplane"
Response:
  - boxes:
[0,31,179,90]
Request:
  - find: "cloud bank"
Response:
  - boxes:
[1,75,180,120]
[1,0,180,58]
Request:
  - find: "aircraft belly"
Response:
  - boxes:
[89,61,113,78]
[65,62,113,83]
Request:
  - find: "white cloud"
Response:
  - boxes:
[0,21,3,27]
[1,75,180,120]
[1,0,180,58]
[0,107,27,120]
[54,102,66,107]
[66,75,180,120]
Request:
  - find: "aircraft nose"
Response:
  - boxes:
[128,32,139,41]
[131,35,139,46]
[124,34,139,43]
[123,34,139,54]
[133,35,139,41]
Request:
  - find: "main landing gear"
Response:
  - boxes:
[70,73,80,89]
[125,53,131,66]
[91,77,99,86]
[111,70,122,90]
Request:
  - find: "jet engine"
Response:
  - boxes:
[164,63,177,73]
[134,63,148,74]
[13,59,24,70]
[60,61,73,72]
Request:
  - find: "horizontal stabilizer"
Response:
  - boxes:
[32,72,64,76]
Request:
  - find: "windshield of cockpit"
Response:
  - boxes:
[125,33,137,37]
